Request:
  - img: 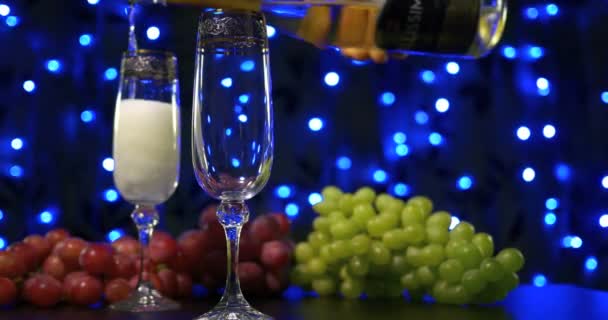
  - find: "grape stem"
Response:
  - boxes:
[217,200,250,308]
[131,204,159,291]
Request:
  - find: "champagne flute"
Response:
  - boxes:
[111,49,181,312]
[192,9,273,320]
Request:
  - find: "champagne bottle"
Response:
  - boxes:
[140,0,508,58]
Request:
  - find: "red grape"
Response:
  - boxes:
[129,271,162,292]
[111,236,140,256]
[199,204,219,228]
[0,277,17,306]
[42,255,70,281]
[239,230,262,262]
[269,213,291,237]
[79,243,114,276]
[168,248,191,274]
[158,268,178,298]
[238,262,265,295]
[133,256,155,274]
[55,237,88,270]
[63,271,88,301]
[176,273,193,298]
[203,250,227,281]
[250,216,280,243]
[205,222,227,250]
[149,231,178,265]
[200,273,222,290]
[260,240,291,270]
[8,242,38,271]
[69,274,104,305]
[0,251,27,278]
[45,229,70,247]
[104,278,132,303]
[110,254,136,279]
[23,274,63,307]
[265,269,289,294]
[177,230,208,272]
[24,235,53,264]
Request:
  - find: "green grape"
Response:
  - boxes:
[290,264,313,286]
[369,241,391,265]
[307,257,327,276]
[375,193,395,212]
[340,278,364,299]
[308,231,331,250]
[365,280,385,299]
[368,259,391,277]
[321,185,343,201]
[426,226,449,244]
[327,211,347,224]
[433,281,469,305]
[330,220,359,240]
[445,239,468,259]
[408,196,433,217]
[295,242,315,263]
[496,272,519,293]
[349,256,370,277]
[472,233,494,258]
[406,246,424,267]
[438,259,465,284]
[479,258,505,282]
[382,229,409,250]
[420,243,445,266]
[401,205,426,226]
[403,224,426,245]
[352,203,376,229]
[313,200,339,216]
[379,211,400,228]
[415,266,436,287]
[340,265,352,280]
[400,272,420,291]
[385,280,405,298]
[473,282,504,304]
[351,234,371,255]
[326,263,341,276]
[450,221,475,241]
[312,276,337,296]
[319,245,337,264]
[461,269,486,295]
[367,215,397,238]
[313,217,331,233]
[495,248,525,273]
[453,243,483,269]
[330,240,353,260]
[353,187,376,204]
[385,199,405,215]
[390,254,411,275]
[338,193,356,217]
[431,280,450,303]
[426,211,452,229]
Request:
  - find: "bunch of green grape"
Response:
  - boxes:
[290,186,525,305]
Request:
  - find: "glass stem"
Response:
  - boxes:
[217,200,250,306]
[131,204,159,289]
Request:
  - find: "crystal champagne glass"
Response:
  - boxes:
[111,49,181,312]
[192,9,273,320]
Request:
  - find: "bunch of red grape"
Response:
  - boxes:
[291,186,525,305]
[0,206,293,308]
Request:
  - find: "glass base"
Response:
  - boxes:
[109,282,180,312]
[195,296,272,320]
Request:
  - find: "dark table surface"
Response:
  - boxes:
[3,285,607,320]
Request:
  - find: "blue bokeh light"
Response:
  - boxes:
[231,158,240,168]
[522,167,536,182]
[457,176,473,190]
[544,212,556,226]
[602,176,608,189]
[445,62,460,75]
[546,4,559,16]
[23,80,36,93]
[11,138,23,150]
[324,72,340,87]
[393,183,410,197]
[435,98,450,113]
[0,209,4,221]
[393,132,406,144]
[79,34,93,46]
[0,237,5,250]
[107,229,124,242]
[238,94,250,104]
[6,16,19,27]
[46,59,62,73]
[450,216,460,230]
[308,117,324,132]
[545,198,559,210]
[39,210,54,224]
[555,163,571,181]
[380,92,395,106]
[420,70,436,83]
[221,77,233,88]
[502,46,517,59]
[529,46,544,59]
[308,192,323,205]
[240,60,255,72]
[585,257,598,272]
[104,189,119,202]
[601,92,608,104]
[543,124,556,139]
[373,169,387,183]
[395,144,409,157]
[225,128,232,136]
[415,111,429,125]
[104,68,118,81]
[533,274,547,287]
[266,25,276,38]
[516,126,531,141]
[9,165,23,178]
[562,235,582,249]
[525,7,539,19]
[80,110,96,123]
[102,157,114,172]
[285,203,299,217]
[537,78,549,91]
[429,132,443,146]
[275,185,292,198]
[238,114,248,123]
[87,0,100,4]
[600,214,608,228]
[336,156,352,170]
[146,26,160,40]
[0,4,10,16]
